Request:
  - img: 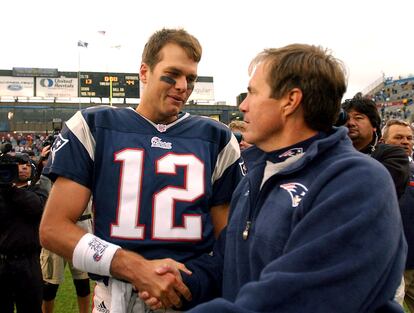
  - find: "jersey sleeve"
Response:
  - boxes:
[42,111,94,189]
[210,132,244,206]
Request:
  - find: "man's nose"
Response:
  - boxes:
[174,76,187,91]
[239,97,248,113]
[346,117,356,126]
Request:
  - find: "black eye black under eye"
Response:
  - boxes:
[160,76,176,85]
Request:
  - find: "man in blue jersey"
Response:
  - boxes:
[142,44,407,312]
[39,28,242,312]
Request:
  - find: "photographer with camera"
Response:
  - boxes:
[0,147,49,313]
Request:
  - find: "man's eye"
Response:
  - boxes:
[166,72,179,77]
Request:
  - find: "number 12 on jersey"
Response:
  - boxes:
[111,149,204,241]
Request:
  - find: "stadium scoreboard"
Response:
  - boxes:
[80,72,140,98]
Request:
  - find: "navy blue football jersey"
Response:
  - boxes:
[43,106,243,261]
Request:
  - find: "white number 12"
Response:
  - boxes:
[111,149,204,241]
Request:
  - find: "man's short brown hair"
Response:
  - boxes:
[249,44,347,131]
[142,28,202,70]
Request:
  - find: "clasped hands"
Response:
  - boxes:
[110,250,192,311]
[138,260,190,311]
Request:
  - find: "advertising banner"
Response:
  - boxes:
[36,77,78,97]
[188,81,215,101]
[0,76,34,97]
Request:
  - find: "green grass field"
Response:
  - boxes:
[52,266,94,313]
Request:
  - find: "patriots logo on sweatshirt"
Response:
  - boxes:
[278,148,303,159]
[280,182,308,207]
[239,160,247,176]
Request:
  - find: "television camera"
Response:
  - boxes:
[0,143,33,186]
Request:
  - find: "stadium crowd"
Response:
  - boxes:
[0,133,56,161]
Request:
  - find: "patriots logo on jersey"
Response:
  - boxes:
[156,124,167,132]
[50,134,69,163]
[280,182,308,207]
[279,148,303,159]
[151,136,172,149]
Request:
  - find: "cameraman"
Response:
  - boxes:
[0,152,48,313]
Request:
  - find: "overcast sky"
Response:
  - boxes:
[0,0,412,105]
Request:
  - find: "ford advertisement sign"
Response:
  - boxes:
[0,76,34,96]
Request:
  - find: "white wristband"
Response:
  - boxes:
[72,233,121,276]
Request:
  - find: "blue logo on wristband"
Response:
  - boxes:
[88,238,108,262]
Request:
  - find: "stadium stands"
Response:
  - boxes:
[364,75,414,124]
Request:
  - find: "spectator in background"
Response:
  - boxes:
[343,97,409,307]
[342,96,381,153]
[343,97,409,198]
[382,119,414,312]
[228,120,257,172]
[0,152,48,313]
[228,120,252,151]
[23,150,36,162]
[381,119,414,160]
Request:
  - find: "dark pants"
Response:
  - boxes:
[0,253,43,313]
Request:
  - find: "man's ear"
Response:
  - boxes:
[139,63,149,84]
[282,88,303,116]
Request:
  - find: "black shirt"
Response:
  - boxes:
[0,183,48,255]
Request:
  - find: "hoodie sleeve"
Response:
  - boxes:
[180,228,226,310]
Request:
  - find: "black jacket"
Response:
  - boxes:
[399,162,414,269]
[369,143,410,199]
[0,182,48,255]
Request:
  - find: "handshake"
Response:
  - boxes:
[110,249,193,311]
